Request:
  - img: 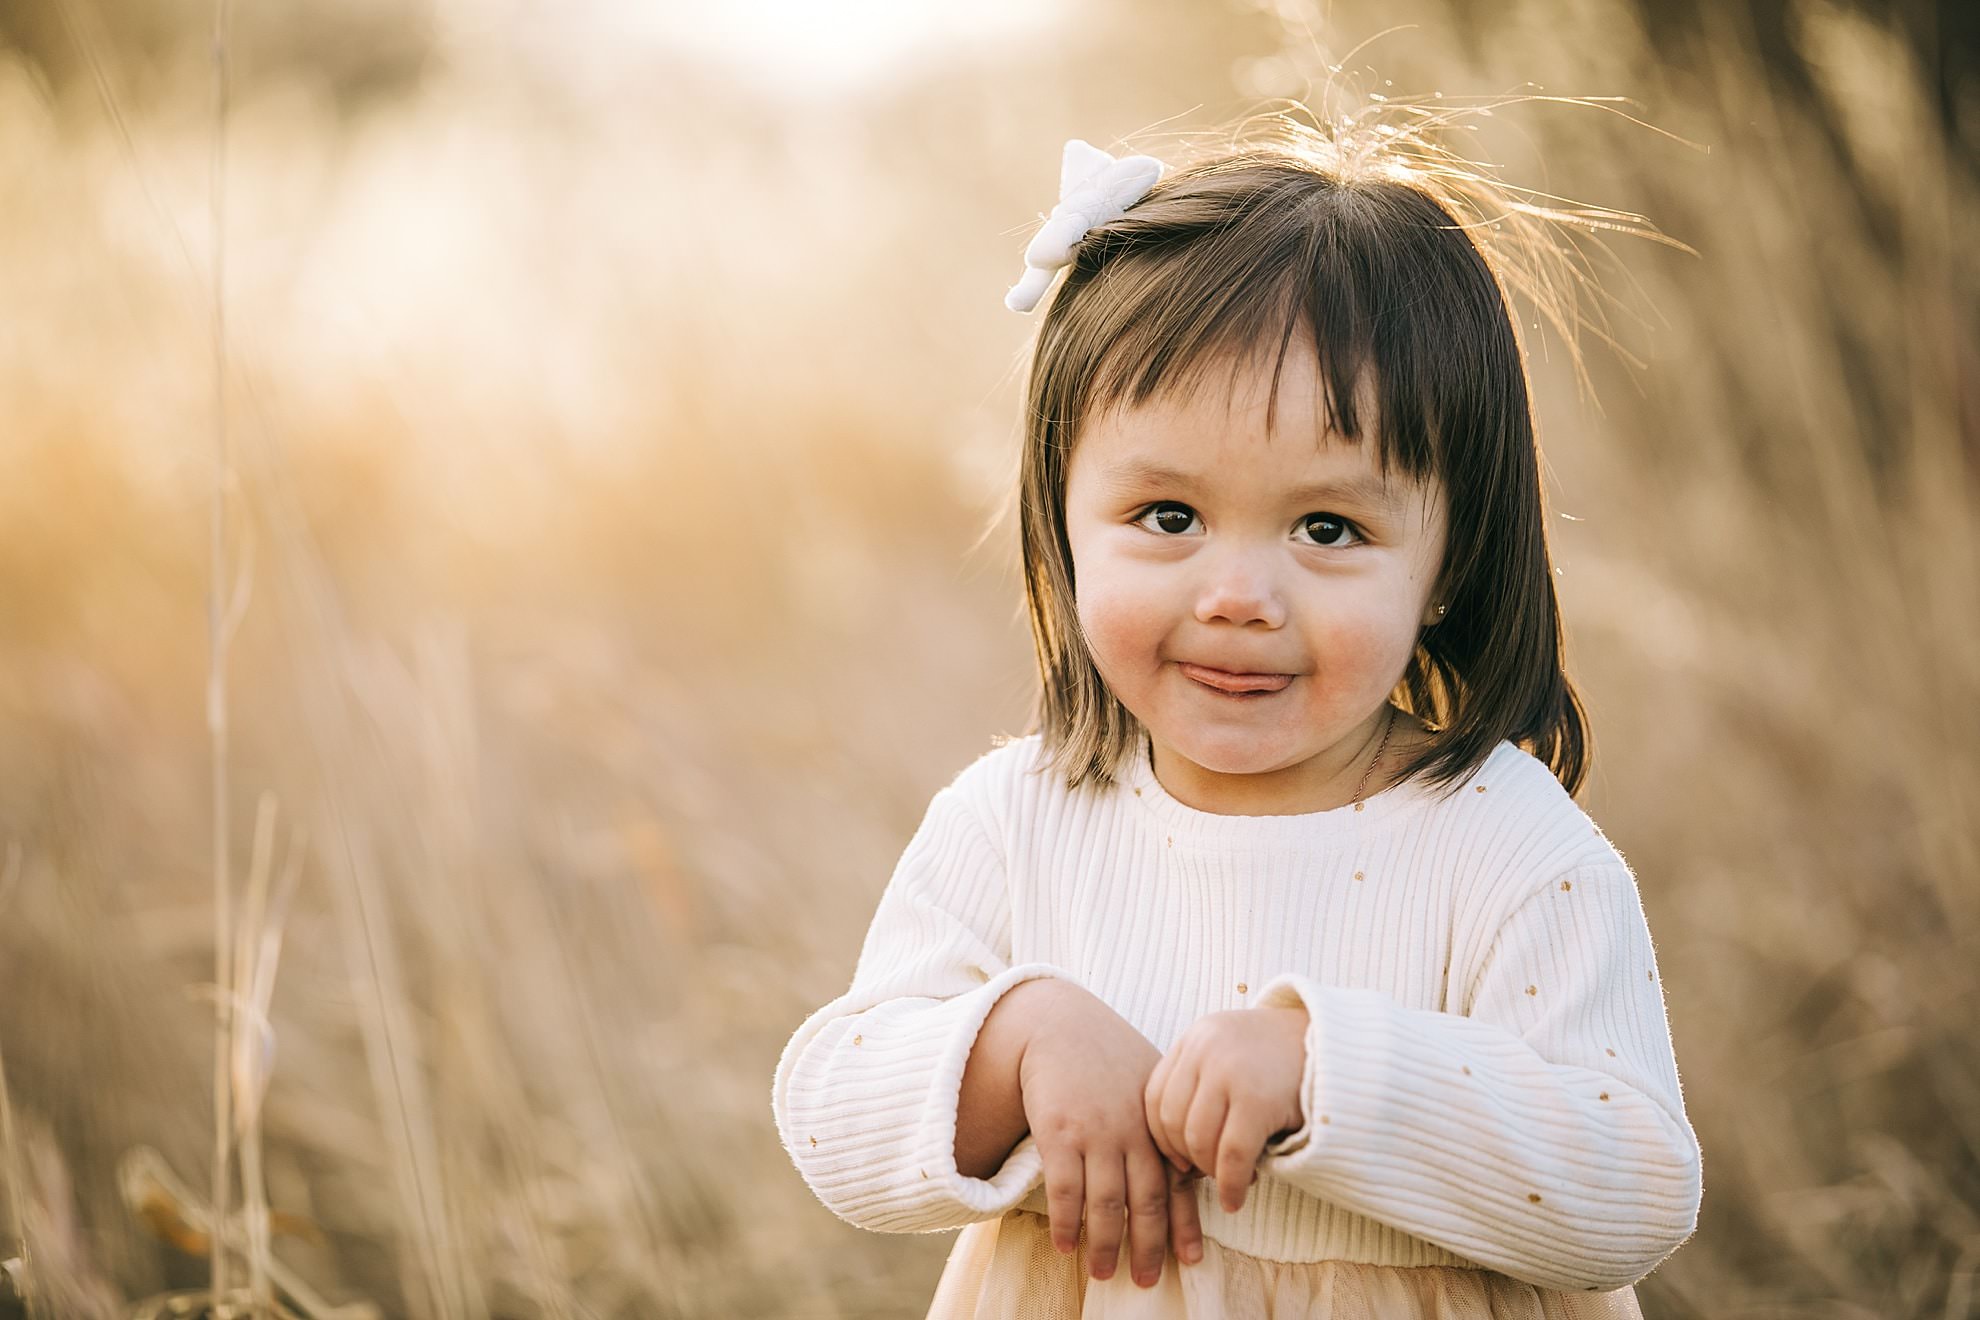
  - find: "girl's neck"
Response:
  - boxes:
[1145,707,1434,818]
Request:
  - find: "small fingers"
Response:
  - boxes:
[1168,1163,1204,1267]
[1143,1054,1187,1174]
[1180,1082,1230,1181]
[1155,1058,1202,1174]
[1041,1145,1085,1255]
[1214,1105,1276,1214]
[1083,1152,1128,1283]
[1123,1144,1171,1289]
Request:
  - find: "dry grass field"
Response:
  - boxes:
[0,0,1973,1315]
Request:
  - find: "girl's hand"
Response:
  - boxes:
[1143,1006,1309,1214]
[1016,980,1205,1287]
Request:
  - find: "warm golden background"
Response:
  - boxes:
[0,0,1973,1316]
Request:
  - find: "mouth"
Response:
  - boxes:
[1177,662,1295,696]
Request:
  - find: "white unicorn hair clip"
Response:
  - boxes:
[1004,138,1167,313]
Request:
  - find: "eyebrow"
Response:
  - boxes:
[1102,459,1406,511]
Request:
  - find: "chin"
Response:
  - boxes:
[1160,725,1304,777]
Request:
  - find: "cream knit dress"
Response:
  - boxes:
[772,729,1701,1317]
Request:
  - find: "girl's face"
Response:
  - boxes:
[1063,337,1449,815]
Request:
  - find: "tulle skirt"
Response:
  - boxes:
[926,1210,1645,1320]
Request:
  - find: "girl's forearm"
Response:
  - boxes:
[954,978,1061,1179]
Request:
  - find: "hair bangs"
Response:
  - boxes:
[1043,174,1456,491]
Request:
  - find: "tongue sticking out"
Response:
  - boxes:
[1179,663,1292,694]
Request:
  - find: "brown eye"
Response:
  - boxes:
[1297,513,1360,547]
[1136,502,1201,536]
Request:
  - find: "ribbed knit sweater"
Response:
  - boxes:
[771,731,1702,1294]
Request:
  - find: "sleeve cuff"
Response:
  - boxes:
[1254,974,1328,1160]
[774,960,1078,1232]
[919,961,1070,1216]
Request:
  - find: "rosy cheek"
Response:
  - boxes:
[1075,575,1163,677]
[1306,612,1413,701]
[1330,613,1425,692]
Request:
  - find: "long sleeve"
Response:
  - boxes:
[1251,859,1703,1293]
[770,776,1067,1233]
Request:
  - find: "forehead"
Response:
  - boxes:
[1071,342,1428,509]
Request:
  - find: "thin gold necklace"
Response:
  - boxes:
[1349,705,1396,811]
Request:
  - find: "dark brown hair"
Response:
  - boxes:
[1015,120,1603,798]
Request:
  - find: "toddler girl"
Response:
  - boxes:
[771,120,1703,1318]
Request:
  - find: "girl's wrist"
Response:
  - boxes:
[959,980,1065,1178]
[1007,976,1081,1071]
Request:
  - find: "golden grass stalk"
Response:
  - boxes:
[246,430,482,1316]
[230,793,283,1317]
[206,0,236,1311]
[316,794,471,1320]
[0,842,29,1315]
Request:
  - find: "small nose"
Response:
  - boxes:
[1193,547,1286,629]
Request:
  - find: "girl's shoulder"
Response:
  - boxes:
[938,731,1085,851]
[1415,739,1628,890]
[942,731,1052,813]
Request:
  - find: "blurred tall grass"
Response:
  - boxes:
[0,0,1973,1316]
